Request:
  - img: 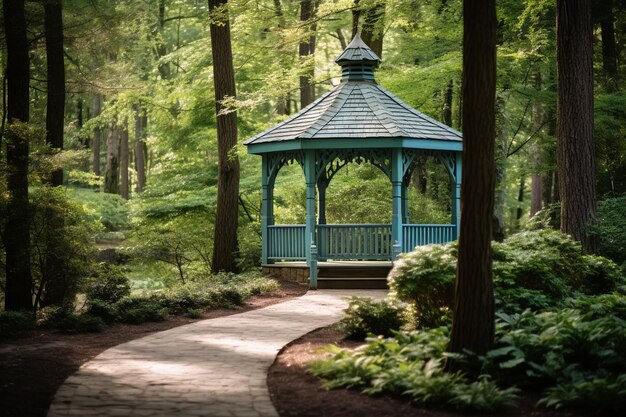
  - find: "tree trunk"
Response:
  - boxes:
[556,0,597,252]
[352,0,361,38]
[273,0,290,115]
[156,0,170,79]
[443,79,453,127]
[120,125,129,199]
[530,72,543,217]
[134,108,147,192]
[448,0,496,361]
[516,175,525,227]
[361,0,385,58]
[209,0,240,273]
[92,95,101,176]
[44,0,65,187]
[598,0,619,92]
[3,0,33,311]
[494,104,507,242]
[104,127,120,194]
[299,0,317,109]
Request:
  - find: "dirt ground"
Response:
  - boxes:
[267,326,598,417]
[0,278,307,417]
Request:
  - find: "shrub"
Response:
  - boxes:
[388,243,456,327]
[86,300,119,324]
[185,308,204,318]
[115,297,169,324]
[579,255,625,295]
[590,195,626,264]
[0,311,35,339]
[85,264,131,304]
[340,297,406,339]
[56,314,106,333]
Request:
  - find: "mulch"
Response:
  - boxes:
[0,277,308,417]
[267,326,593,417]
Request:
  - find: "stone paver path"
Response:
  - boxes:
[48,290,386,417]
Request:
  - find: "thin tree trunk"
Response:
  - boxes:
[443,79,453,127]
[44,0,65,187]
[530,72,543,217]
[361,0,385,58]
[209,0,240,273]
[134,108,147,192]
[556,0,597,252]
[299,0,317,109]
[92,95,101,176]
[494,103,507,242]
[104,127,120,194]
[120,125,129,199]
[273,0,290,115]
[352,0,361,38]
[448,0,497,361]
[3,0,33,311]
[599,0,619,92]
[156,0,170,79]
[335,28,348,49]
[78,98,86,148]
[516,175,525,227]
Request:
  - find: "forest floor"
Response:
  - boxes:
[0,277,308,417]
[268,326,594,417]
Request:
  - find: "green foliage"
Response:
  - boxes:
[56,314,107,333]
[590,195,626,265]
[340,297,406,339]
[85,300,119,324]
[69,188,130,232]
[311,328,518,413]
[85,264,131,304]
[116,297,169,324]
[388,243,457,327]
[0,311,35,339]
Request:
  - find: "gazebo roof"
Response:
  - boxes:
[244,35,462,149]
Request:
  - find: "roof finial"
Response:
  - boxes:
[335,34,380,81]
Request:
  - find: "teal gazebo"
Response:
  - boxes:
[244,35,462,288]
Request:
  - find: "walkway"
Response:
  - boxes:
[48,289,386,417]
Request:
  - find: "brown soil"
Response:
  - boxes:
[267,326,596,417]
[0,277,307,417]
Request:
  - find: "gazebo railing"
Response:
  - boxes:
[267,225,307,260]
[317,224,392,260]
[402,224,456,252]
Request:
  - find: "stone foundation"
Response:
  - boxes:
[262,265,310,284]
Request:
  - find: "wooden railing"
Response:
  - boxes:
[402,224,456,252]
[268,225,306,260]
[317,224,392,260]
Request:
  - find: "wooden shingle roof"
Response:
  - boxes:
[244,36,462,147]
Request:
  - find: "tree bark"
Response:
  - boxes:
[134,108,147,192]
[92,95,101,176]
[516,175,525,227]
[120,125,129,199]
[442,79,453,127]
[556,0,597,252]
[3,0,33,311]
[448,0,496,361]
[44,0,65,186]
[299,0,317,109]
[361,0,385,58]
[104,127,120,194]
[598,0,619,92]
[209,0,240,273]
[530,72,543,217]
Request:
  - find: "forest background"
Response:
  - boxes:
[0,0,624,309]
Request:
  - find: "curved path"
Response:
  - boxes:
[48,290,386,417]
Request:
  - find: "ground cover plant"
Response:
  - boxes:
[312,230,626,414]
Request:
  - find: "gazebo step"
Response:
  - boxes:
[317,277,389,290]
[317,265,392,278]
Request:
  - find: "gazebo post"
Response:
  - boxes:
[391,148,403,258]
[317,182,327,225]
[261,154,276,264]
[304,150,317,264]
[451,151,462,238]
[401,181,410,224]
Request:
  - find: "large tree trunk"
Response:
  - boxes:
[134,108,147,192]
[442,79,453,127]
[299,0,317,109]
[360,0,385,58]
[516,175,526,228]
[3,0,33,311]
[209,0,240,273]
[556,0,597,252]
[92,95,101,176]
[104,127,120,194]
[44,0,65,186]
[448,0,497,360]
[119,125,129,199]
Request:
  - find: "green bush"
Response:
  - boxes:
[0,311,35,339]
[579,255,625,295]
[388,243,456,327]
[69,187,130,231]
[590,195,626,264]
[340,297,406,339]
[56,314,106,333]
[185,308,204,318]
[310,328,518,413]
[115,297,169,324]
[85,264,131,304]
[86,300,119,324]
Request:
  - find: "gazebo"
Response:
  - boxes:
[244,35,463,288]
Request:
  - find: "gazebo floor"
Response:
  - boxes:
[261,261,392,289]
